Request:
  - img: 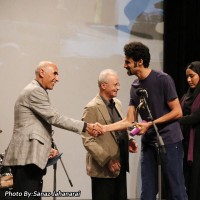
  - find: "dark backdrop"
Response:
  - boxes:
[164,0,200,98]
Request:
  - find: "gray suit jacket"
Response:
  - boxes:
[82,95,124,178]
[3,80,84,169]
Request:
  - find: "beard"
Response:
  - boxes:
[126,67,134,76]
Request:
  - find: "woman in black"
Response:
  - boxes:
[179,61,200,200]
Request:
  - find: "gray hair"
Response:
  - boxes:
[98,69,118,87]
[35,61,54,75]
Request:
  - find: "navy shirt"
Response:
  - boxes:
[129,70,183,145]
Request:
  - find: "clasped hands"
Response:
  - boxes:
[108,159,121,174]
[86,122,105,137]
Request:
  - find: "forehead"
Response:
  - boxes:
[125,57,134,64]
[186,68,197,74]
[106,74,119,83]
[46,64,58,74]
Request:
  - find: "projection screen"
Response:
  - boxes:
[0,0,163,199]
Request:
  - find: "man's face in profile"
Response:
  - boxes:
[41,65,59,90]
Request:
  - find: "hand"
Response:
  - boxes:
[108,159,121,173]
[137,121,152,135]
[49,148,58,159]
[129,139,138,153]
[86,122,104,137]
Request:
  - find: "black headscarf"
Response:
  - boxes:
[186,61,200,96]
[188,61,200,74]
[182,61,200,115]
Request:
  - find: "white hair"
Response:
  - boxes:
[35,61,54,75]
[98,69,118,87]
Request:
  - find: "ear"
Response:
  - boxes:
[39,68,45,78]
[101,82,107,90]
[138,59,143,66]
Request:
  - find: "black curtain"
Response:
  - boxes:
[164,0,200,98]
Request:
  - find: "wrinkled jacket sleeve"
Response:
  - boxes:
[29,86,84,134]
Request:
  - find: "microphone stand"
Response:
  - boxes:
[139,95,166,200]
[135,99,145,122]
[52,139,73,200]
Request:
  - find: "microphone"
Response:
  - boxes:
[136,88,148,98]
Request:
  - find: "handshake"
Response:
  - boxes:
[86,120,150,137]
[86,122,105,137]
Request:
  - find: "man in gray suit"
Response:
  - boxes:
[3,61,103,199]
[82,69,138,200]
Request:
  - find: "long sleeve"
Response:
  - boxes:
[179,108,200,125]
[26,84,84,134]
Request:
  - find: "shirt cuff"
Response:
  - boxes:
[82,122,87,132]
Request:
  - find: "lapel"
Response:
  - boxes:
[95,95,111,124]
[114,99,123,119]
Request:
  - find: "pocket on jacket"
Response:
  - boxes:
[29,133,46,145]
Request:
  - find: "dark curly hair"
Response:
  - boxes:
[124,42,150,68]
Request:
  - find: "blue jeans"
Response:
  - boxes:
[140,141,188,200]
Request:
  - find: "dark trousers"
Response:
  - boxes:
[12,164,46,200]
[91,170,127,200]
[140,141,188,200]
